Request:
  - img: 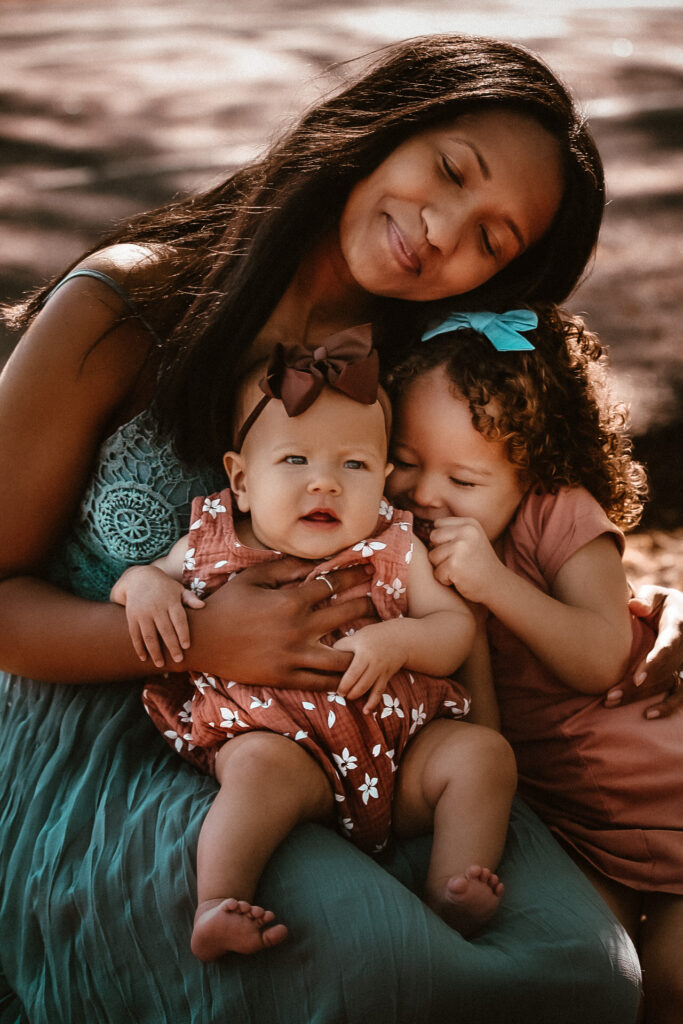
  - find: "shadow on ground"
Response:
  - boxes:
[0,0,681,568]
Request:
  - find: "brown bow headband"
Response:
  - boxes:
[236,324,381,449]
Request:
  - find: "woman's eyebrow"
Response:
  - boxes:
[450,137,491,180]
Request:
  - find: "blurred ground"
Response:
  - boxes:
[0,0,681,586]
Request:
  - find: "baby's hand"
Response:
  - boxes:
[110,565,205,667]
[428,518,501,603]
[334,624,406,713]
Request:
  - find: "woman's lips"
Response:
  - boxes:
[386,216,421,275]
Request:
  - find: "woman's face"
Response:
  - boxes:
[339,109,564,302]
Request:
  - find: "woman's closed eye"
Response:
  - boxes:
[441,155,463,187]
[450,477,476,488]
[480,226,496,258]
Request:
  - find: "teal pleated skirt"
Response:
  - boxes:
[0,674,641,1024]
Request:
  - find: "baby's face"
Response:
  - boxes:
[386,364,526,544]
[226,388,391,560]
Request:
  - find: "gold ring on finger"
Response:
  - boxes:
[314,574,335,595]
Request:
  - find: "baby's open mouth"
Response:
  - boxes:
[302,509,339,524]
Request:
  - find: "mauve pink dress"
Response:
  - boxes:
[492,485,682,893]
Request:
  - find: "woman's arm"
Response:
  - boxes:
[0,252,370,687]
[0,251,162,681]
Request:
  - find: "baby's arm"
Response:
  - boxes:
[429,518,632,694]
[335,536,474,711]
[109,533,205,667]
[457,611,500,730]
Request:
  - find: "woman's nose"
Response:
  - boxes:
[424,195,468,256]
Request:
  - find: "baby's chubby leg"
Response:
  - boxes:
[192,731,334,961]
[393,719,517,938]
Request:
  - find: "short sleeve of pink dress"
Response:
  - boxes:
[492,486,682,893]
[142,489,470,854]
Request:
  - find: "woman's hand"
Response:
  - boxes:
[186,557,374,689]
[603,585,683,718]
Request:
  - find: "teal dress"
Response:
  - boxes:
[0,276,641,1024]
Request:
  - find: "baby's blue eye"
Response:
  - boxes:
[344,459,365,470]
[285,455,307,465]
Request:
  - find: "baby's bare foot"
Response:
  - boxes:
[429,865,503,938]
[191,897,288,960]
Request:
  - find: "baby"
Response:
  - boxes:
[111,331,516,959]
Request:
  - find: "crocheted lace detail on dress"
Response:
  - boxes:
[46,410,223,602]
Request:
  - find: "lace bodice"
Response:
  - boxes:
[46,409,223,601]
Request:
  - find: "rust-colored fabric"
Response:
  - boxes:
[493,485,683,893]
[142,490,469,853]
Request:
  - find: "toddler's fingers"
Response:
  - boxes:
[181,588,205,610]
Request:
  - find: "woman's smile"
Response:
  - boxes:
[385,215,422,275]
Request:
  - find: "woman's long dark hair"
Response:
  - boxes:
[8,34,604,469]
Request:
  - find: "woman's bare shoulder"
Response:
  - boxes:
[75,242,169,285]
[0,246,170,573]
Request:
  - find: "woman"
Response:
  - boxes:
[0,34,680,1023]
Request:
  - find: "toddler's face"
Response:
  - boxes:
[386,364,526,544]
[225,388,391,560]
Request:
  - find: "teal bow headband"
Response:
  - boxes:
[421,309,538,351]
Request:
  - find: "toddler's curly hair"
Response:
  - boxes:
[387,306,648,530]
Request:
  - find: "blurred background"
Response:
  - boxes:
[1,0,681,585]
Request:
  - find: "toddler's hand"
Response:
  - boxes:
[110,565,205,667]
[334,625,406,713]
[428,518,501,603]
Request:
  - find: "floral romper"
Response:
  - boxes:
[142,488,470,852]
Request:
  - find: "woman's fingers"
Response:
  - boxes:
[629,585,683,685]
[298,563,374,608]
[312,595,375,636]
[642,678,683,719]
[237,556,311,589]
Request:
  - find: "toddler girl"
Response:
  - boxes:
[386,308,682,1024]
[111,330,516,960]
